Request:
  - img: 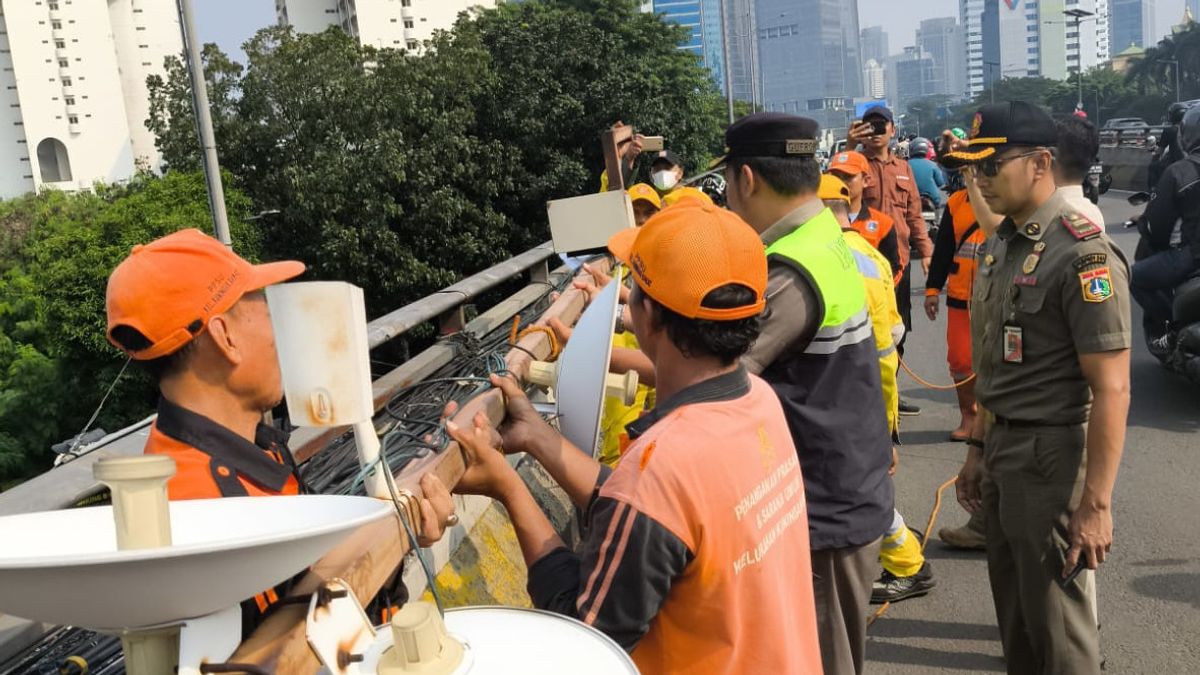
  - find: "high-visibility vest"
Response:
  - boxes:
[945,190,986,306]
[761,208,894,550]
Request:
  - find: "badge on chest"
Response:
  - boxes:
[1003,324,1023,363]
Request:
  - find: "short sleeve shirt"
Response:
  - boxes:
[972,191,1131,423]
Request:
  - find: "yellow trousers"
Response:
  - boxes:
[880,510,925,577]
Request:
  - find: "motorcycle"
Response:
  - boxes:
[920,194,941,243]
[1084,163,1104,204]
[1125,191,1200,383]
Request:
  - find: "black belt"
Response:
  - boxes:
[993,415,1084,427]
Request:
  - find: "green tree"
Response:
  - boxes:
[0,173,257,486]
[145,0,728,311]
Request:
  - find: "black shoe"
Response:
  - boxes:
[898,399,922,416]
[871,562,936,604]
[1148,332,1175,358]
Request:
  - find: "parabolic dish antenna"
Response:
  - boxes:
[554,277,621,457]
[0,495,391,631]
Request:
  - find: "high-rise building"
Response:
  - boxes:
[893,47,937,115]
[757,0,862,135]
[960,0,989,98]
[916,17,966,99]
[1110,0,1156,52]
[724,0,758,104]
[861,25,889,66]
[644,1,727,94]
[0,0,182,199]
[277,0,498,51]
[963,0,1111,100]
[863,58,886,99]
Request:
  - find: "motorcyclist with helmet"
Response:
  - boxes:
[1133,105,1200,350]
[907,137,947,210]
[1149,102,1189,189]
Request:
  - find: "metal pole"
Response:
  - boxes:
[1176,61,1181,102]
[720,0,733,123]
[175,0,231,247]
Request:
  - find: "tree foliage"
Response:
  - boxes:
[146,0,727,312]
[0,174,257,485]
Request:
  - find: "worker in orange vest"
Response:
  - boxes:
[105,228,455,631]
[923,189,986,441]
[447,202,823,675]
[828,150,902,284]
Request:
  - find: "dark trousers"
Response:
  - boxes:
[895,264,913,356]
[1131,247,1196,333]
[811,537,882,675]
[983,422,1101,675]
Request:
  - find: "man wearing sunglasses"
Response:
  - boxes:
[942,101,1131,675]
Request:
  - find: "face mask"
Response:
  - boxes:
[652,170,679,191]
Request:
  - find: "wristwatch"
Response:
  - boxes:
[965,438,985,450]
[615,304,628,333]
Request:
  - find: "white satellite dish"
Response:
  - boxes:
[528,278,633,458]
[0,495,392,631]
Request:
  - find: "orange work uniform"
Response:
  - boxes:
[144,396,303,632]
[850,205,902,284]
[925,190,986,377]
[527,367,823,674]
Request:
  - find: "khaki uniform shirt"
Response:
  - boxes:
[972,191,1131,424]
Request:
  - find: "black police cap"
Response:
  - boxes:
[709,113,820,169]
[943,100,1058,168]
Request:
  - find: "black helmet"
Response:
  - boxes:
[1181,105,1200,152]
[1168,101,1189,125]
[909,137,932,159]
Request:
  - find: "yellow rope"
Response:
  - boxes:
[898,358,976,391]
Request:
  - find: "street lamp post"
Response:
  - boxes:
[983,61,1000,104]
[1063,8,1096,112]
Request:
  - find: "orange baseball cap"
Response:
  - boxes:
[818,174,851,205]
[606,201,766,321]
[106,228,305,360]
[827,150,870,176]
[627,183,663,209]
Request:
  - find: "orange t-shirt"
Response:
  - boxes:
[594,373,822,674]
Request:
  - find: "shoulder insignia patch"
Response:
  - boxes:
[867,220,879,233]
[1062,213,1102,241]
[1072,252,1108,271]
[1079,267,1114,303]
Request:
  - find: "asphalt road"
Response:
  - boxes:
[867,192,1200,674]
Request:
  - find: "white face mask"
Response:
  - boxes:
[651,170,679,191]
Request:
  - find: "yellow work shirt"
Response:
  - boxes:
[843,230,902,435]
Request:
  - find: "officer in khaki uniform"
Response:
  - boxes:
[944,101,1132,675]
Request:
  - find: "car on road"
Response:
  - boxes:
[1103,117,1150,129]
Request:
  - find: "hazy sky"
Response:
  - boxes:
[195,0,1189,61]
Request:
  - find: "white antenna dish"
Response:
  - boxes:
[0,495,392,631]
[539,278,624,457]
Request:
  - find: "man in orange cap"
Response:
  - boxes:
[106,228,454,631]
[106,228,310,501]
[829,150,902,283]
[445,202,823,674]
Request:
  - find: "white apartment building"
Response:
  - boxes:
[277,0,498,51]
[0,0,180,199]
[961,0,987,98]
[961,0,1109,100]
[863,58,885,99]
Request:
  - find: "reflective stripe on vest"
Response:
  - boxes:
[947,191,984,302]
[760,207,894,550]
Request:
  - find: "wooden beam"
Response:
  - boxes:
[232,261,608,672]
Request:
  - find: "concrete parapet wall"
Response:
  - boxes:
[1100,146,1153,192]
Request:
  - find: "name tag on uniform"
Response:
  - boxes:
[1003,325,1023,363]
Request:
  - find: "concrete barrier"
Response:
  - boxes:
[1100,145,1154,192]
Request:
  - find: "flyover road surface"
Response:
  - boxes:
[867,192,1200,674]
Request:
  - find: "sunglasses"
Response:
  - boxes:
[977,150,1045,178]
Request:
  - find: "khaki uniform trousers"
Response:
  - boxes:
[982,420,1101,675]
